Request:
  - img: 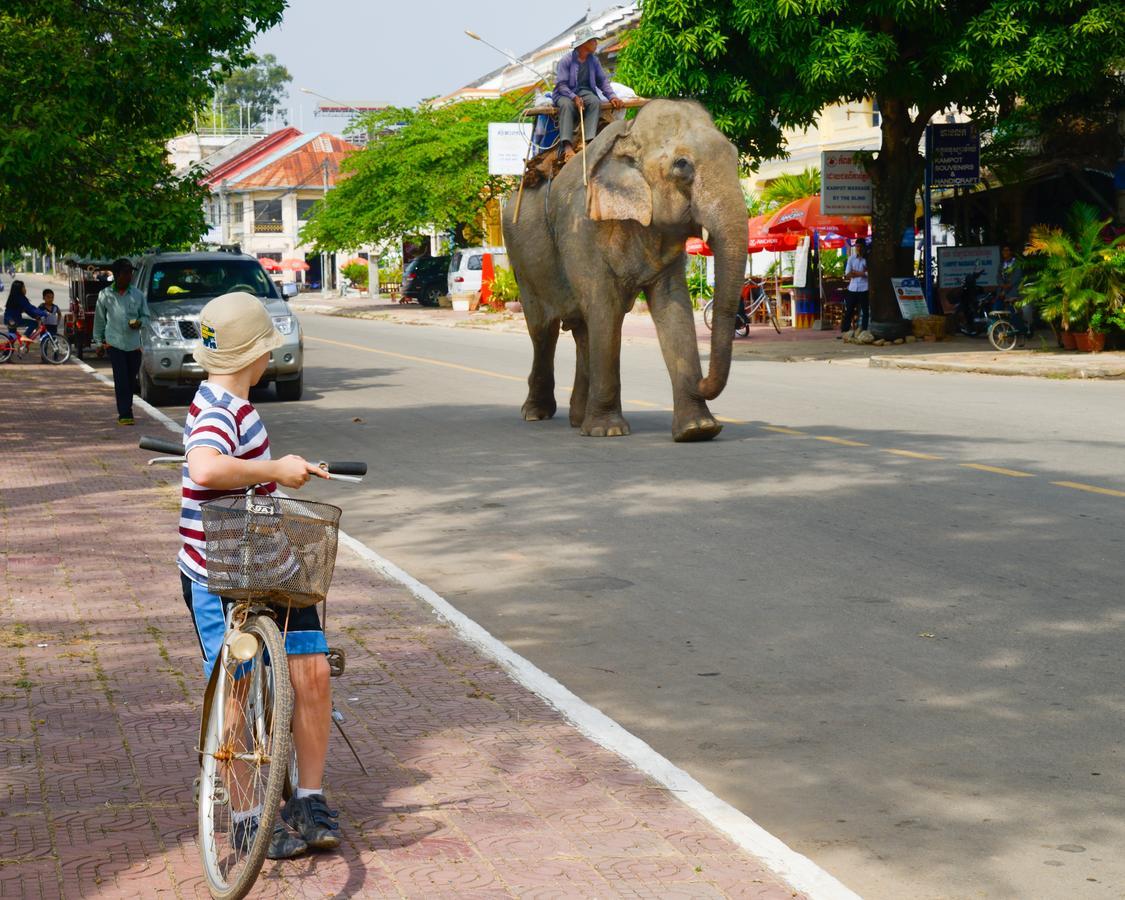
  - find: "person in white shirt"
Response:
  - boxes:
[841,240,870,333]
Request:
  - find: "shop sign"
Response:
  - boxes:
[892,277,929,319]
[928,124,980,187]
[488,123,533,176]
[937,245,1001,288]
[821,151,872,215]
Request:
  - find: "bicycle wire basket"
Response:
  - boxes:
[201,494,342,608]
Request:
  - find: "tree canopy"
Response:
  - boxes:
[301,96,523,252]
[0,0,286,255]
[620,0,1125,320]
[214,53,293,129]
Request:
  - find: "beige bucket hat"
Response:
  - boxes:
[194,291,283,375]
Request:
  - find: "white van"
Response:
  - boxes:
[447,246,509,296]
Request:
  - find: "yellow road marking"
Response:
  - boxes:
[716,415,748,425]
[960,463,1034,478]
[814,436,869,447]
[625,398,662,408]
[883,449,944,460]
[762,425,807,436]
[1052,481,1125,498]
[307,335,527,383]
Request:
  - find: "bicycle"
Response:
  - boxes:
[987,307,1033,351]
[140,436,367,900]
[703,280,782,337]
[0,319,70,364]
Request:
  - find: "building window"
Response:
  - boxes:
[254,199,283,234]
[296,199,318,222]
[872,100,881,128]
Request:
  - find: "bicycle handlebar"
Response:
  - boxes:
[138,436,368,478]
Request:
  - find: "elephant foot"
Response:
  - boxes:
[673,415,722,443]
[522,398,557,421]
[580,413,631,437]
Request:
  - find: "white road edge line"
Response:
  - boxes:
[74,357,859,900]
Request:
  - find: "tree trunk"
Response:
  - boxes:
[868,97,926,322]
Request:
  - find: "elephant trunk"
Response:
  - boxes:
[696,192,747,401]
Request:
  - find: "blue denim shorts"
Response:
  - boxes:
[180,572,328,679]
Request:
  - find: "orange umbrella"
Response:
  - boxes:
[764,195,868,237]
[258,257,281,271]
[279,258,310,271]
[686,215,801,256]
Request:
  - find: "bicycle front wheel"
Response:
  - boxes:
[702,299,714,331]
[0,336,12,364]
[768,306,782,334]
[988,320,1017,352]
[41,334,70,364]
[198,615,292,900]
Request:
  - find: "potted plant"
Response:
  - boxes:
[489,266,521,313]
[1023,203,1125,351]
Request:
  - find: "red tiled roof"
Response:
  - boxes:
[203,127,303,187]
[232,133,359,190]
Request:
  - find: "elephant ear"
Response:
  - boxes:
[585,120,652,226]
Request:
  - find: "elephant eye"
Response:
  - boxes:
[672,157,694,179]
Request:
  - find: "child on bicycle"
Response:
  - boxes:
[178,291,339,860]
[38,289,60,335]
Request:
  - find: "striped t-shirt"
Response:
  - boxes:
[178,382,276,584]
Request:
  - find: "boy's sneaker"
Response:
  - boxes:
[282,794,341,850]
[117,416,135,426]
[230,816,308,859]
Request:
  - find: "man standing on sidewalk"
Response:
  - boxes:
[93,258,150,425]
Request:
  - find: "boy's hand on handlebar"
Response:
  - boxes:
[273,454,325,488]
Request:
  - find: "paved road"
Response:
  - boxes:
[141,306,1125,899]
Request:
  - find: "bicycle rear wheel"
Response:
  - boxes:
[702,299,714,331]
[0,336,12,364]
[988,320,1017,352]
[41,334,70,364]
[198,615,292,900]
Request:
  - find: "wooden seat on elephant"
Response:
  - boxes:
[517,97,648,190]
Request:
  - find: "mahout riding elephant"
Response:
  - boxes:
[502,99,745,442]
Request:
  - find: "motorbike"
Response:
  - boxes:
[955,270,992,336]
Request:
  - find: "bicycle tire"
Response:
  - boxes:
[735,318,750,338]
[988,320,1017,352]
[198,615,292,900]
[0,337,11,364]
[768,308,782,334]
[702,299,714,332]
[41,334,70,364]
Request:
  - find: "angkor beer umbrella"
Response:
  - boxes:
[764,195,868,237]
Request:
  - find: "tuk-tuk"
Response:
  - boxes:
[64,258,114,359]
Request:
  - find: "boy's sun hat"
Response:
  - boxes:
[195,291,283,375]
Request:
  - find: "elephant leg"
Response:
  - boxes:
[648,273,722,442]
[579,314,630,437]
[569,321,589,427]
[522,316,560,421]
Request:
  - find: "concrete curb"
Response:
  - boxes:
[869,354,1125,379]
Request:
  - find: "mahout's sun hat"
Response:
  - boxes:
[194,291,283,375]
[572,25,596,48]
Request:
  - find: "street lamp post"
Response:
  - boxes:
[299,87,378,298]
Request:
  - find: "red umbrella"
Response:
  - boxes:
[279,258,310,271]
[686,215,801,256]
[258,257,281,271]
[764,195,868,238]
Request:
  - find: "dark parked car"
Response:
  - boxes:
[401,255,451,306]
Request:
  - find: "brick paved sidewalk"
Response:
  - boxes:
[1,363,808,899]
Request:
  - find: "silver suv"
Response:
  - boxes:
[133,251,304,405]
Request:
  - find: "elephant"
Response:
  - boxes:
[502,99,746,442]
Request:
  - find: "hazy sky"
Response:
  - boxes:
[253,0,600,132]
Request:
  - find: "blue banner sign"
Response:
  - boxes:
[928,124,980,187]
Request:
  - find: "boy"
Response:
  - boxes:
[179,291,337,859]
[38,289,60,335]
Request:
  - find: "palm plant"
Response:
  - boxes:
[760,168,821,207]
[1022,203,1125,332]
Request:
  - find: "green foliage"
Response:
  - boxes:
[0,0,284,255]
[340,262,369,289]
[820,250,845,279]
[686,258,713,304]
[761,168,820,207]
[1023,203,1125,331]
[214,53,292,128]
[302,96,524,251]
[489,267,520,304]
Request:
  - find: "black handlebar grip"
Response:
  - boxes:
[139,436,186,455]
[325,461,367,477]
